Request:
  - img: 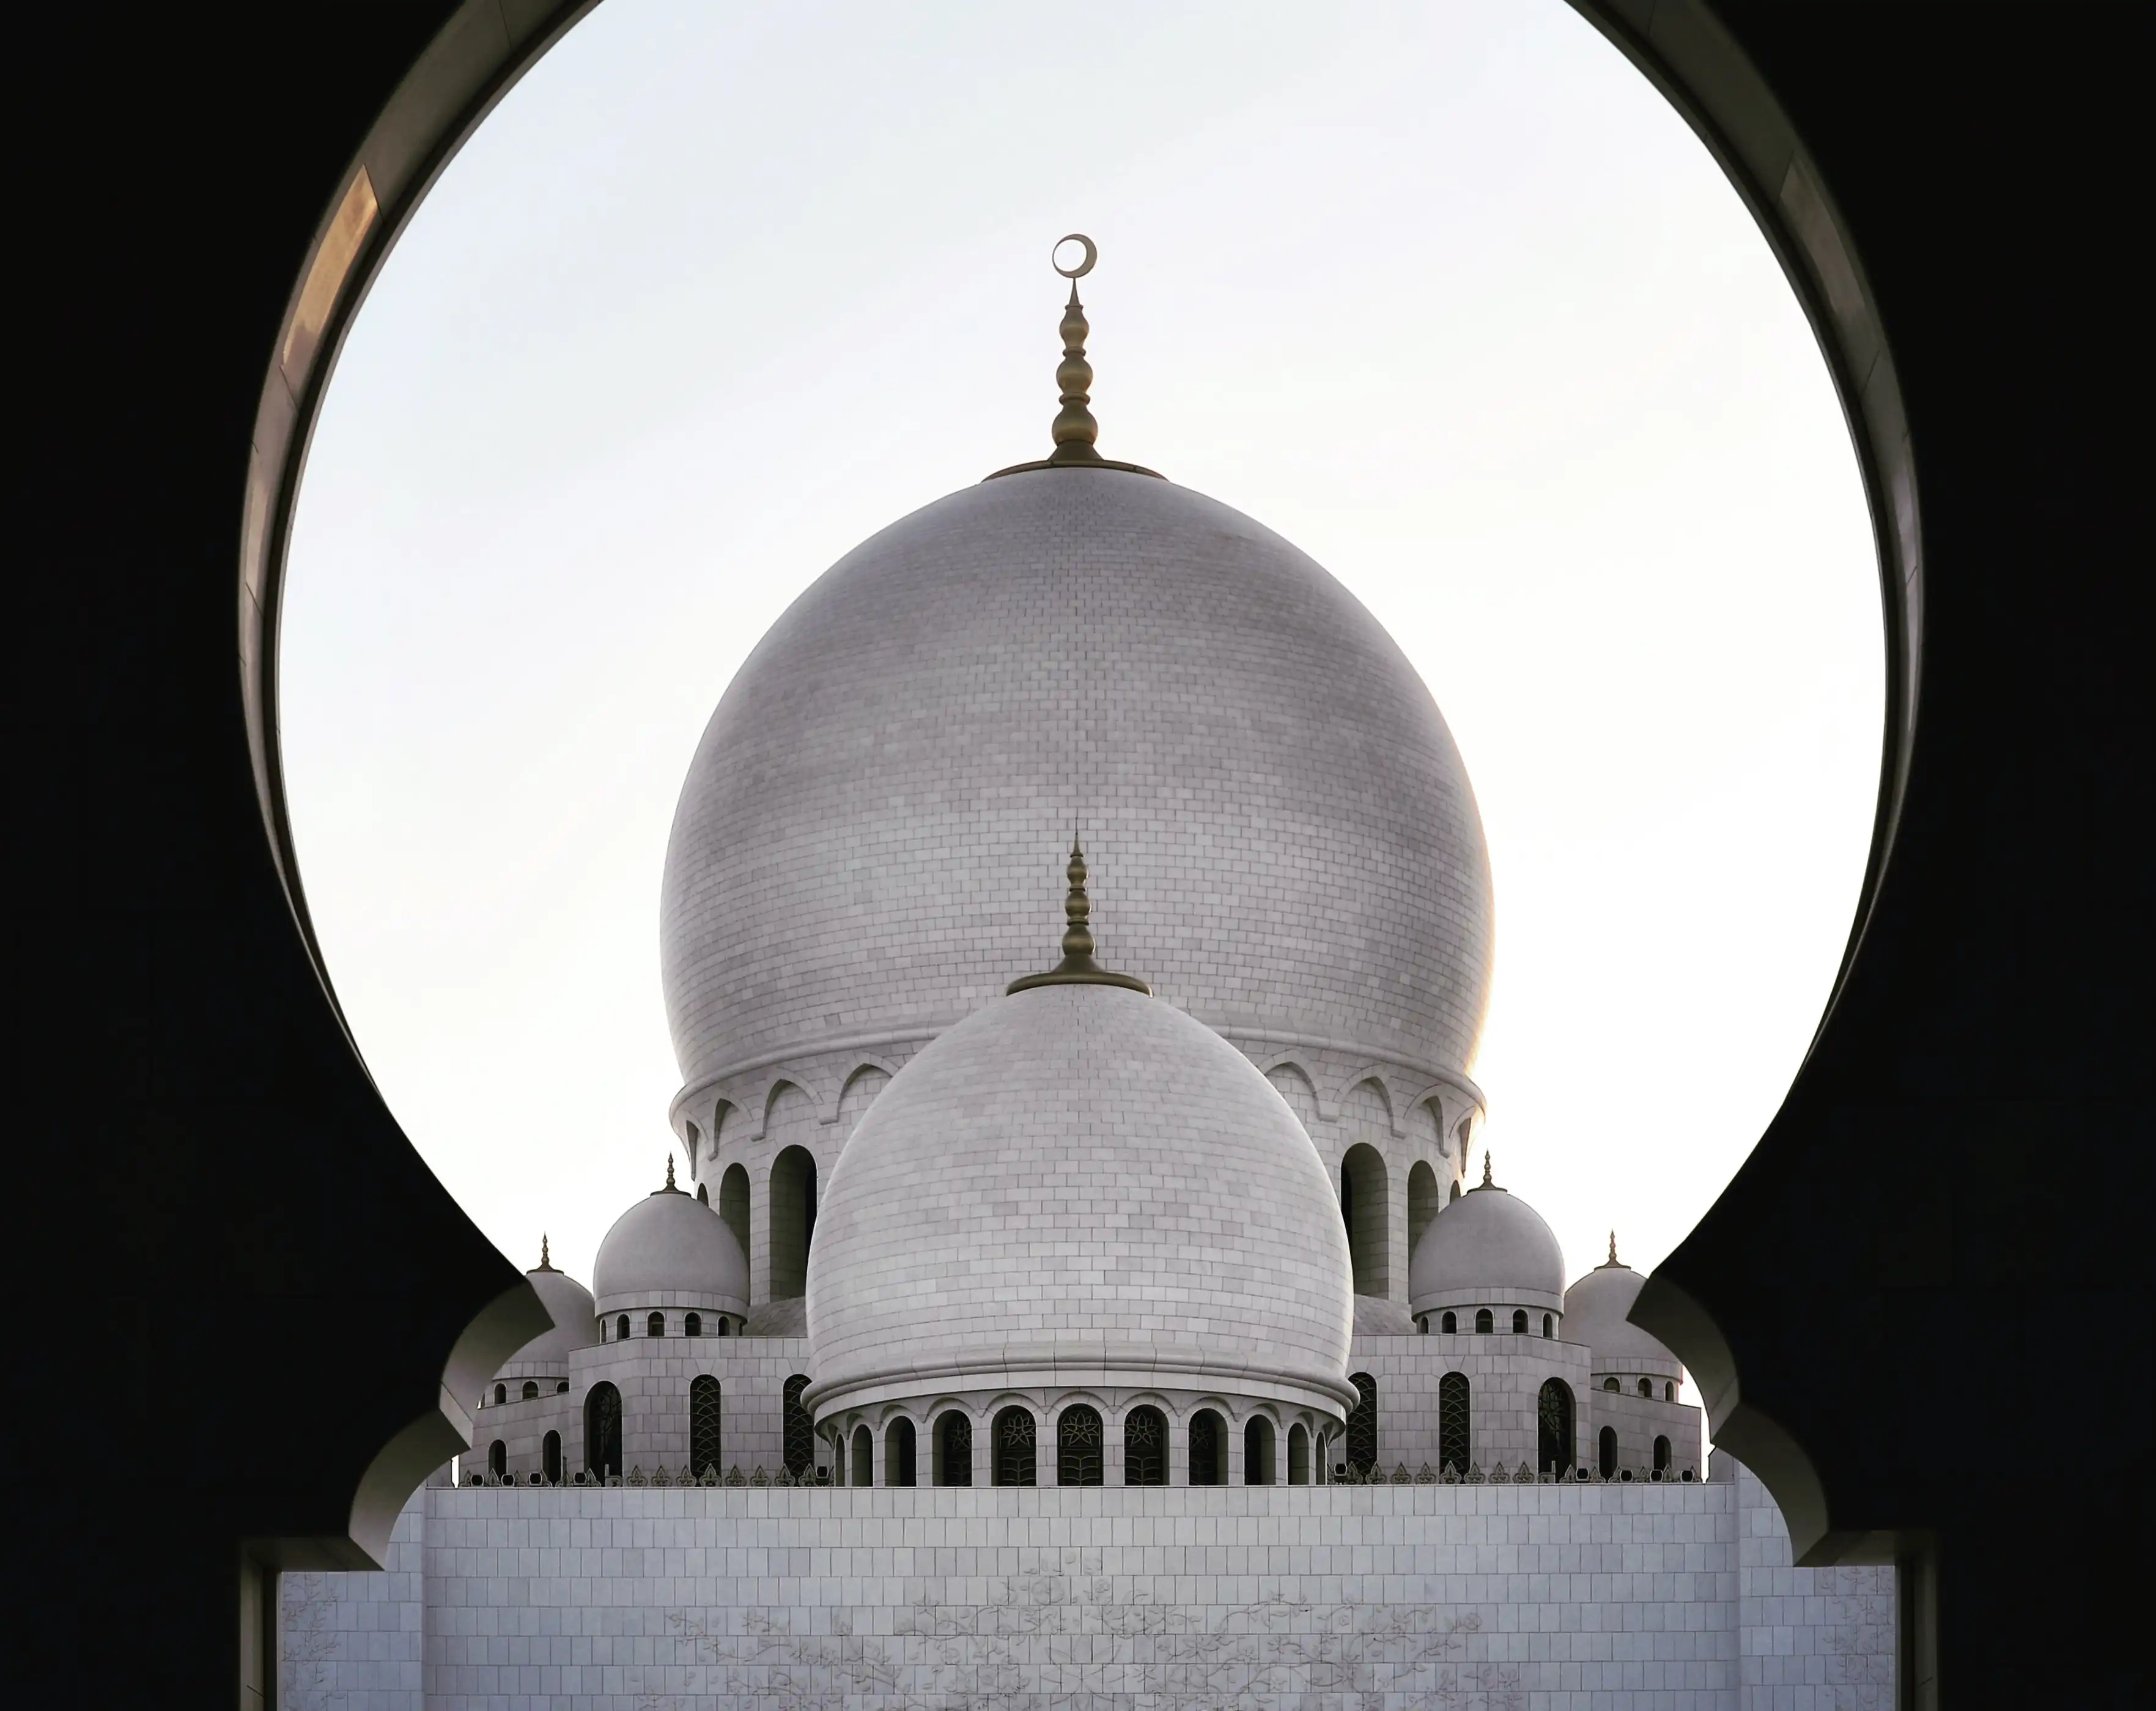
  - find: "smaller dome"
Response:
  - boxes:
[1408,1159,1566,1315]
[593,1160,750,1317]
[498,1238,596,1377]
[1561,1237,1682,1373]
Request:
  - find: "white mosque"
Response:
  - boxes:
[283,243,1894,1709]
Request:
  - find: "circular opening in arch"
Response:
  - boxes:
[278,1,1883,1304]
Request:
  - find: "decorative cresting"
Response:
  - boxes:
[988,234,1161,480]
[1007,839,1151,995]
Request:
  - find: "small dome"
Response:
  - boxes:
[805,980,1355,1418]
[498,1241,596,1377]
[592,1162,750,1317]
[1408,1161,1566,1314]
[1562,1239,1682,1372]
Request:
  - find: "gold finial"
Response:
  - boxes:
[1048,235,1102,467]
[1478,1153,1503,1191]
[537,1233,555,1271]
[1007,837,1152,995]
[1609,1230,1620,1265]
[664,1155,677,1192]
[984,237,1162,481]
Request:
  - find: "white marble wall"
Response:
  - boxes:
[282,1461,1891,1710]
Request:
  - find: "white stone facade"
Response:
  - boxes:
[282,1462,1889,1710]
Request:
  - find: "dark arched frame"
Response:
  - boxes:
[228,0,1921,1570]
[542,1430,561,1484]
[1599,1425,1619,1480]
[992,1407,1036,1487]
[1338,1144,1390,1296]
[1057,1405,1104,1487]
[1343,1374,1378,1476]
[886,1418,916,1488]
[934,1412,972,1487]
[1187,1410,1225,1487]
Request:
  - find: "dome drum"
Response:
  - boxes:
[592,1169,751,1322]
[1406,1169,1569,1324]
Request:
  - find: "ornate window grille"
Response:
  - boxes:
[1057,1406,1103,1486]
[1536,1378,1573,1476]
[1123,1407,1166,1485]
[994,1408,1036,1486]
[1189,1410,1225,1485]
[1437,1371,1469,1473]
[936,1412,972,1485]
[690,1375,722,1476]
[585,1382,622,1477]
[1345,1373,1378,1476]
[782,1375,814,1476]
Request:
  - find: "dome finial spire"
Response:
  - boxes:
[1609,1230,1619,1265]
[537,1233,554,1271]
[1482,1153,1495,1189]
[984,238,1162,481]
[1007,837,1152,995]
[1048,235,1102,467]
[665,1154,677,1192]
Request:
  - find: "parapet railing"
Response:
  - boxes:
[454,1459,1700,1490]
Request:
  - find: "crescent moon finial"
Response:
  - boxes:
[1052,233,1098,281]
[1047,236,1102,465]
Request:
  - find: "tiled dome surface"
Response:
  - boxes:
[660,467,1493,1098]
[805,982,1353,1406]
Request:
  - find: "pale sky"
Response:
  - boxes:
[282,0,1881,1296]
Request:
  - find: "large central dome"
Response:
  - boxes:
[662,465,1493,1104]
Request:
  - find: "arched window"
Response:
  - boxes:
[487,1439,506,1479]
[718,1161,750,1264]
[584,1382,622,1478]
[1417,1316,1428,1334]
[690,1375,722,1475]
[1441,1310,1456,1334]
[717,1317,730,1337]
[1123,1406,1166,1486]
[616,1314,630,1342]
[1598,1425,1619,1479]
[1653,1435,1672,1475]
[1244,1417,1276,1484]
[886,1417,916,1487]
[1344,1373,1378,1476]
[1665,1380,1675,1400]
[1536,1378,1575,1476]
[852,1424,872,1487]
[696,1180,709,1205]
[493,1383,506,1405]
[1603,1376,1620,1392]
[1639,1377,1653,1397]
[993,1407,1036,1485]
[648,1311,666,1339]
[1449,1180,1463,1202]
[769,1144,818,1299]
[1189,1409,1225,1485]
[684,1312,701,1337]
[1543,1313,1554,1338]
[1475,1308,1493,1335]
[1339,1142,1390,1296]
[1407,1158,1440,1263]
[1512,1309,1529,1334]
[556,1380,568,1393]
[1287,1423,1310,1485]
[521,1380,539,1400]
[934,1412,972,1486]
[1438,1371,1469,1474]
[1057,1405,1103,1485]
[780,1374,813,1475]
[542,1429,561,1484]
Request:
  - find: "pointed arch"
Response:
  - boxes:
[717,1161,750,1263]
[584,1382,622,1479]
[1264,1062,1321,1130]
[1438,1372,1469,1473]
[769,1144,818,1299]
[835,1063,892,1135]
[1343,1373,1378,1475]
[1537,1378,1574,1476]
[690,1375,722,1475]
[1336,1071,1399,1138]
